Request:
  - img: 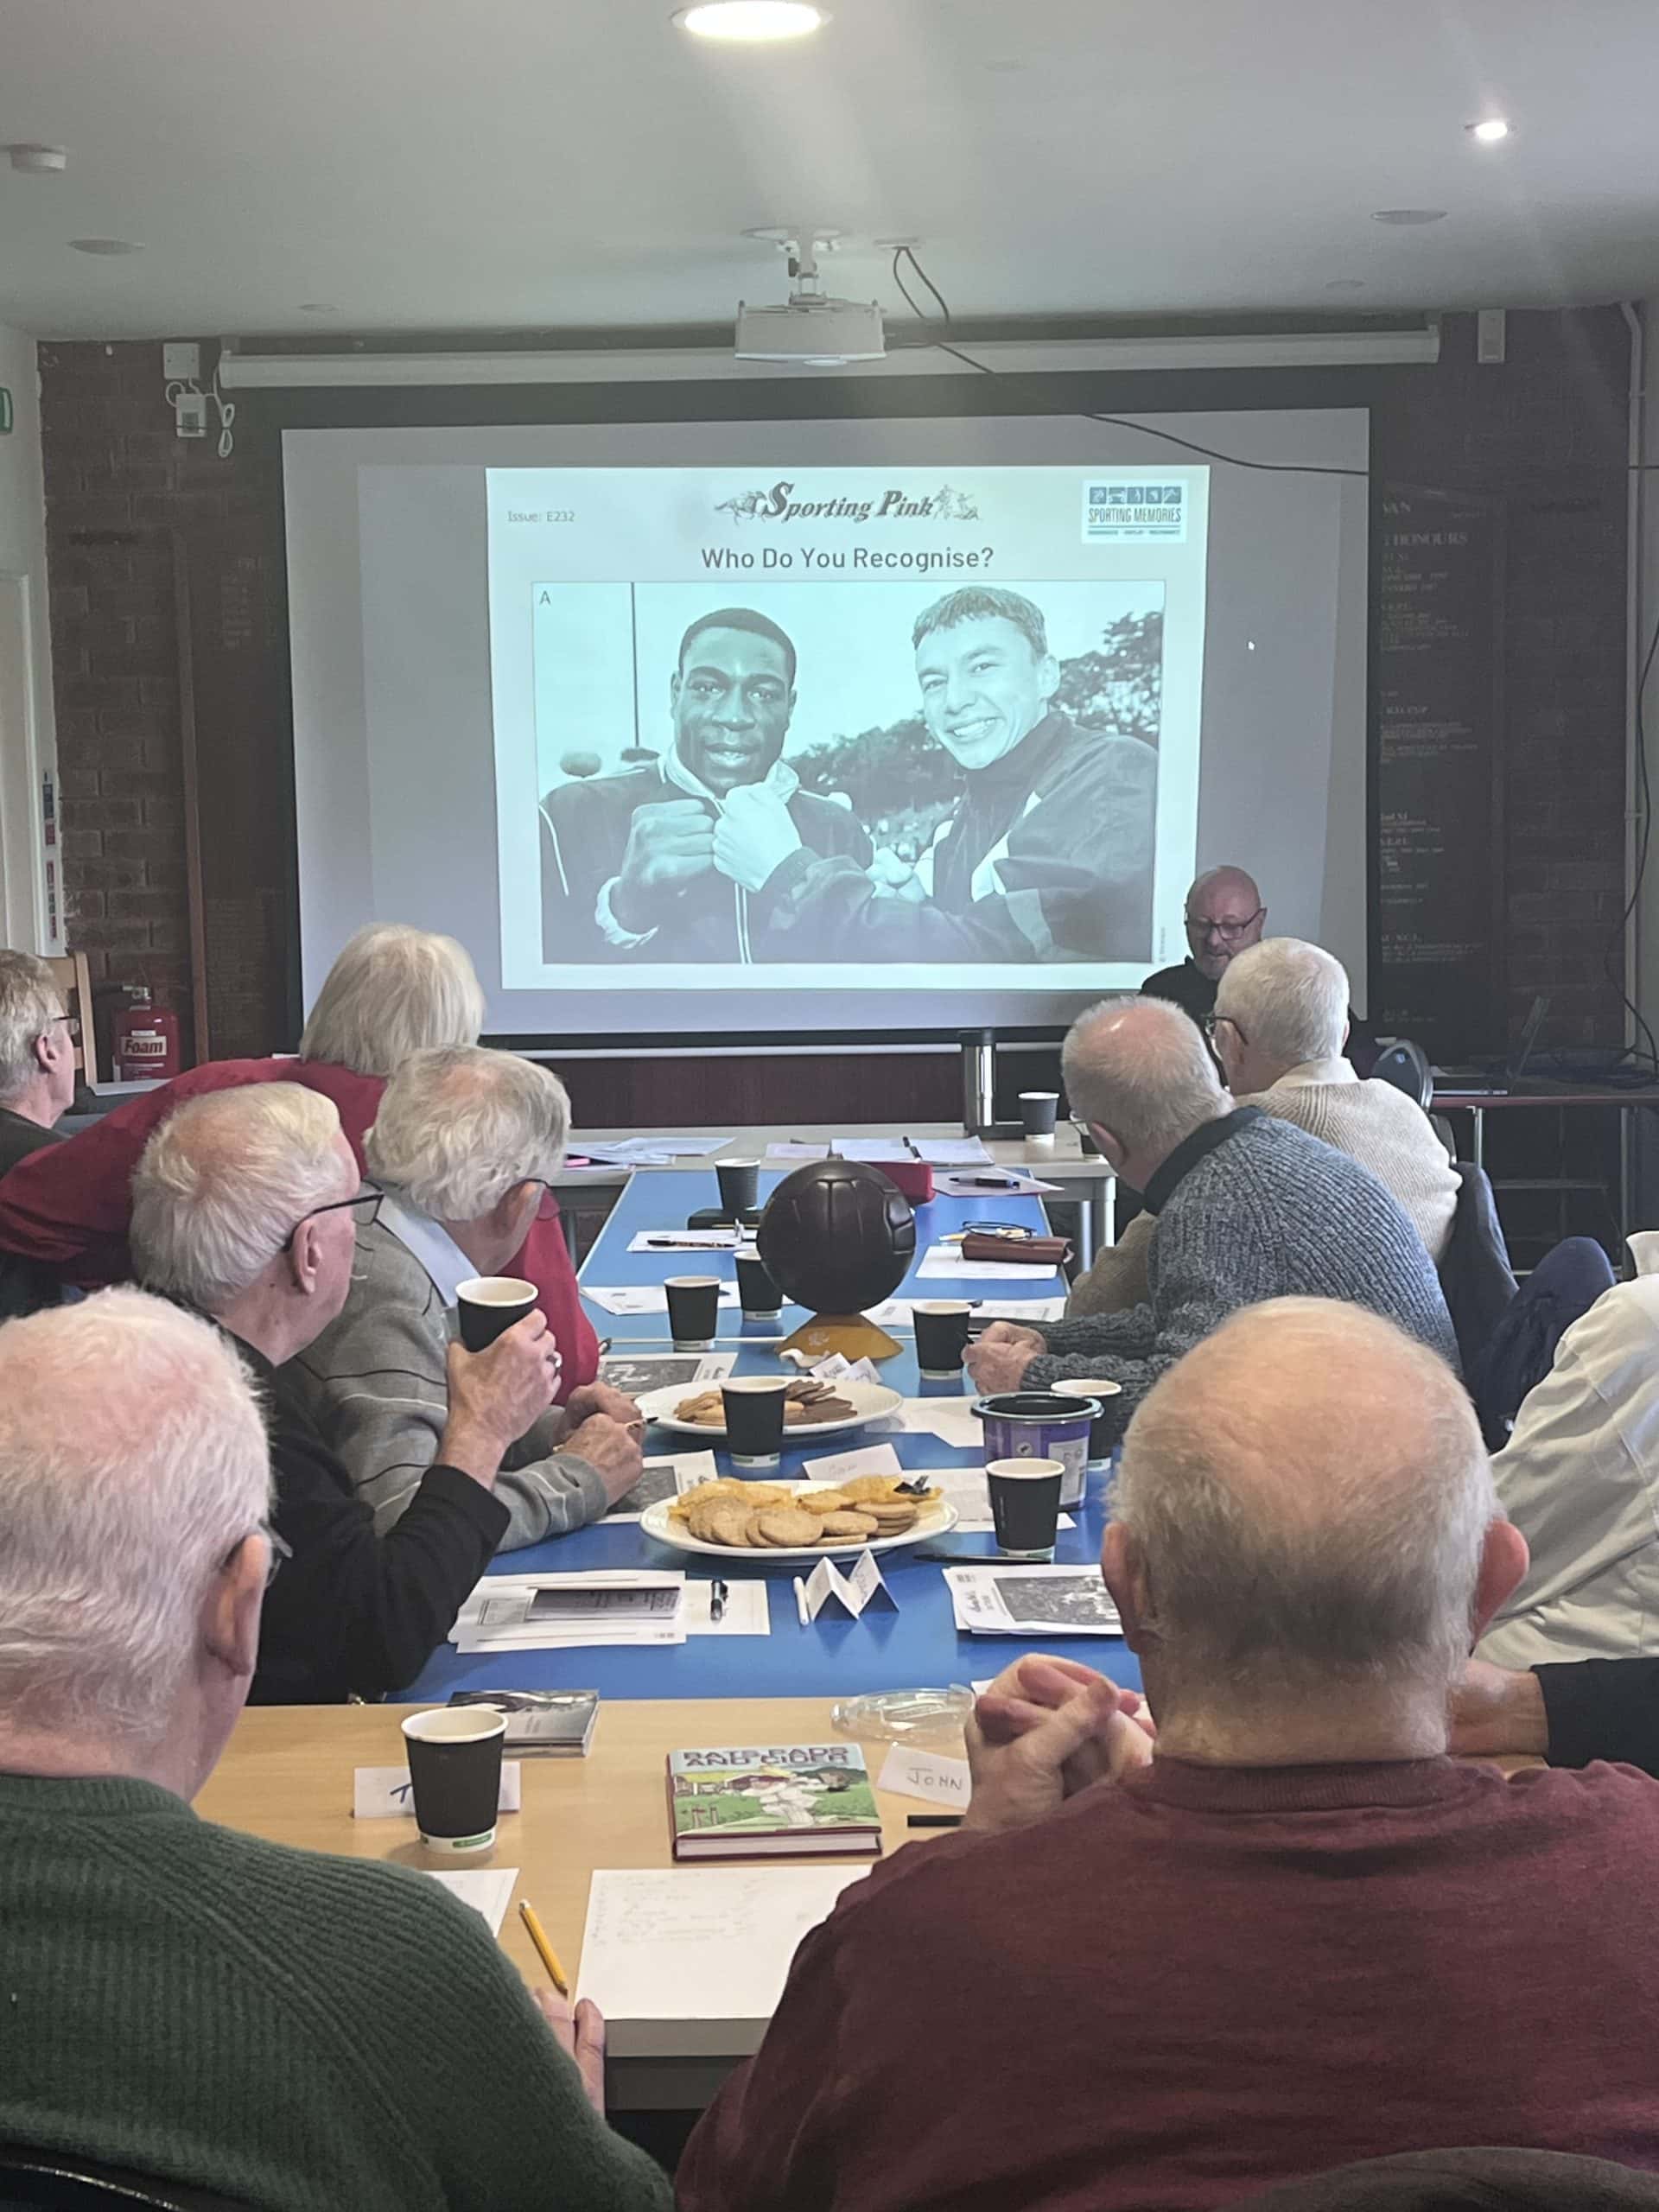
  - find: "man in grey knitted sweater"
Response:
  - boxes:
[966,997,1458,1423]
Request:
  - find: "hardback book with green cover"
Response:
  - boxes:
[666,1742,883,1859]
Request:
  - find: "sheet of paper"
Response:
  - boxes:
[831,1137,915,1163]
[454,1572,686,1651]
[974,1297,1066,1323]
[603,1450,721,1521]
[929,1465,1074,1534]
[585,1283,740,1316]
[765,1141,831,1161]
[944,1564,1122,1637]
[582,1135,728,1164]
[876,1745,973,1809]
[599,1351,734,1396]
[575,1867,862,2054]
[801,1440,903,1484]
[911,1137,993,1166]
[895,1395,985,1450]
[627,1228,741,1252]
[796,1548,898,1622]
[683,1579,771,1637]
[934,1171,1062,1198]
[918,1245,1059,1282]
[354,1764,522,1819]
[426,1866,518,1936]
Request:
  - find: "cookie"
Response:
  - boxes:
[705,1503,760,1548]
[753,1508,823,1548]
[817,1510,880,1538]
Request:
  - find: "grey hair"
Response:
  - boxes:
[0,950,65,1103]
[1061,995,1224,1156]
[1215,938,1348,1068]
[298,924,486,1078]
[130,1084,348,1313]
[0,1288,270,1745]
[1116,1297,1494,1707]
[365,1046,570,1223]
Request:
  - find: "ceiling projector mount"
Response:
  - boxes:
[736,226,885,365]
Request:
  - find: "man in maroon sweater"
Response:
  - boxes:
[678,1300,1659,2212]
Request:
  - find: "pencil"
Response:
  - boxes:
[518,1898,569,1994]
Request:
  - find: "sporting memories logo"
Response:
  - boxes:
[1084,477,1188,543]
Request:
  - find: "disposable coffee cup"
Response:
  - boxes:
[1020,1090,1059,1139]
[455,1276,538,1352]
[913,1300,971,1378]
[665,1274,721,1350]
[985,1456,1065,1560]
[1053,1377,1124,1470]
[715,1159,760,1216]
[721,1376,789,1468]
[401,1706,507,1853]
[734,1245,783,1315]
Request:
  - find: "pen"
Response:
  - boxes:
[518,1898,570,1994]
[906,1815,964,1829]
[793,1575,809,1626]
[709,1579,728,1623]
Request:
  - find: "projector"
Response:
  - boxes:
[734,295,887,366]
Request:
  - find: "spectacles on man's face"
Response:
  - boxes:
[1203,1013,1247,1047]
[222,1520,291,1589]
[1186,907,1265,944]
[42,1014,79,1042]
[283,1185,384,1253]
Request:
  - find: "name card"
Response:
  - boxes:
[794,1548,899,1624]
[353,1763,523,1820]
[877,1745,973,1809]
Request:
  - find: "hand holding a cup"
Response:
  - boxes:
[446,1310,563,1463]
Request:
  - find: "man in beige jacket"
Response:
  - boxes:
[1071,938,1458,1316]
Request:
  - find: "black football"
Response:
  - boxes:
[756,1159,917,1314]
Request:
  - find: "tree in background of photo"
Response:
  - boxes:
[1054,608,1164,749]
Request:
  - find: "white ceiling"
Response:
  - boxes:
[2,0,1657,340]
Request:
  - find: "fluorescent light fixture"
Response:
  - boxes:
[69,237,143,256]
[1469,117,1512,143]
[675,2,827,39]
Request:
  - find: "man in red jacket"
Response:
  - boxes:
[680,1299,1659,2212]
[0,923,600,1402]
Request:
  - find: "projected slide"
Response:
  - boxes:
[486,464,1208,993]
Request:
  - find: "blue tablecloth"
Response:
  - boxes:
[402,1165,1141,1701]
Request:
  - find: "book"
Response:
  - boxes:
[447,1689,600,1756]
[667,1742,882,1860]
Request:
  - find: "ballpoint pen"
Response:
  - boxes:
[709,1579,728,1623]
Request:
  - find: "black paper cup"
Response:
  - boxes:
[735,1245,783,1315]
[986,1456,1065,1560]
[716,1159,760,1215]
[721,1376,789,1467]
[401,1706,506,1853]
[1020,1090,1059,1138]
[666,1274,721,1349]
[455,1275,538,1351]
[914,1300,971,1377]
[1053,1377,1124,1469]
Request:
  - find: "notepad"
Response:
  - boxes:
[427,1866,518,1936]
[575,1866,863,2058]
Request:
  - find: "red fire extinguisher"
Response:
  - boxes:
[113,985,181,1084]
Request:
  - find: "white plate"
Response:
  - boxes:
[636,1377,904,1443]
[641,1480,958,1562]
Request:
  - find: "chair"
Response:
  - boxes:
[1437,1160,1517,1377]
[1232,2145,1659,2209]
[1370,1039,1433,1113]
[1470,1233,1617,1450]
[0,2150,247,2211]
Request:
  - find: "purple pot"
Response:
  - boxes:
[973,1391,1097,1510]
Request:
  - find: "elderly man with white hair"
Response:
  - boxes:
[0,948,78,1176]
[0,922,600,1399]
[0,1289,671,2211]
[1071,938,1459,1317]
[290,1046,643,1545]
[681,1302,1659,2211]
[965,995,1456,1429]
[131,1083,561,1703]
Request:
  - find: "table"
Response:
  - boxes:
[402,1162,1139,1704]
[194,1697,958,2109]
[1432,1088,1659,1249]
[555,1123,1117,1268]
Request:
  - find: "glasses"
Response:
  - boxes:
[1202,1013,1246,1046]
[283,1185,384,1252]
[225,1520,291,1589]
[43,1014,79,1041]
[1185,908,1265,944]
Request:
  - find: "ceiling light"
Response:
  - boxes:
[296,302,340,315]
[1469,118,1511,143]
[1371,208,1447,226]
[675,3,827,41]
[69,237,143,256]
[6,144,67,175]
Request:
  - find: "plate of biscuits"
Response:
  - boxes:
[641,1473,955,1560]
[636,1376,905,1444]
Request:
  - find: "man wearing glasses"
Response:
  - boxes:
[0,950,79,1177]
[130,1084,563,1703]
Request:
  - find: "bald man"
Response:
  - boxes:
[682,1301,1659,2212]
[1142,866,1378,1073]
[966,996,1455,1423]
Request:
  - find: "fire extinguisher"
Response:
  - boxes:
[113,985,181,1084]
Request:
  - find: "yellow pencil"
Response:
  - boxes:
[518,1898,569,1994]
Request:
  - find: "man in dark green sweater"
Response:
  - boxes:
[0,1288,670,2212]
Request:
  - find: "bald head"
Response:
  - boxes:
[1112,1300,1503,1718]
[1061,995,1226,1172]
[1185,865,1265,981]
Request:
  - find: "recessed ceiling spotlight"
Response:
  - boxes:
[1325,278,1367,293]
[675,2,828,40]
[1469,117,1512,143]
[6,143,67,175]
[1371,208,1447,226]
[69,237,143,256]
[296,302,340,315]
